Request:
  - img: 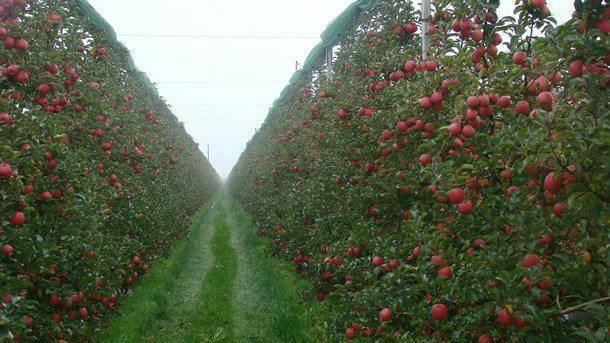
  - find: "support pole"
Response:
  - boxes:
[207,144,210,162]
[421,0,431,60]
[326,47,333,79]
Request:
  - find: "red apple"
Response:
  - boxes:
[497,95,511,108]
[431,303,448,320]
[372,256,383,266]
[458,201,473,214]
[448,188,464,204]
[471,29,483,41]
[512,51,527,65]
[431,255,444,265]
[15,38,28,51]
[467,96,480,108]
[419,97,432,109]
[10,211,25,225]
[379,307,392,321]
[497,308,513,326]
[0,163,12,178]
[537,91,553,107]
[419,154,432,165]
[425,60,438,70]
[478,333,494,343]
[430,91,443,103]
[37,83,50,95]
[523,254,541,267]
[448,123,461,136]
[568,60,583,77]
[515,100,530,114]
[543,172,562,193]
[462,125,475,137]
[2,244,14,257]
[552,202,566,216]
[0,112,14,125]
[23,315,33,327]
[404,60,416,73]
[345,327,355,339]
[438,266,452,278]
[47,13,61,21]
[3,37,15,49]
[514,313,528,328]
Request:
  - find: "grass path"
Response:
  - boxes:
[224,195,309,342]
[97,189,310,342]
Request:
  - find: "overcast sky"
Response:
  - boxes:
[87,0,573,178]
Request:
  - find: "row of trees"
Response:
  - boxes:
[230,0,608,341]
[0,0,220,340]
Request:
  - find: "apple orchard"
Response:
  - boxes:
[230,0,609,341]
[1,0,609,342]
[0,0,219,341]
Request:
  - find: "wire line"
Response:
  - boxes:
[158,81,285,85]
[119,34,318,39]
[173,104,269,107]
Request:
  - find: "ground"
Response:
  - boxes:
[97,190,311,342]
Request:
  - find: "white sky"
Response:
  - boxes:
[87,0,573,178]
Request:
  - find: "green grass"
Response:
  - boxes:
[97,197,217,342]
[184,205,237,342]
[225,194,311,342]
[95,189,317,342]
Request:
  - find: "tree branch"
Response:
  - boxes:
[559,297,610,315]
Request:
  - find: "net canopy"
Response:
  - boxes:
[75,0,160,97]
[268,0,380,122]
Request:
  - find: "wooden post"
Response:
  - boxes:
[421,0,431,60]
[326,47,333,79]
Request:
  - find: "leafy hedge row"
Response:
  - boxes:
[229,0,608,341]
[0,0,219,340]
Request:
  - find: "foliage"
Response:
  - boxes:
[0,0,219,340]
[98,191,313,342]
[229,0,609,341]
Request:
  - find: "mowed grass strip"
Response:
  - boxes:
[184,204,238,342]
[226,194,311,342]
[97,198,217,342]
[97,190,318,342]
